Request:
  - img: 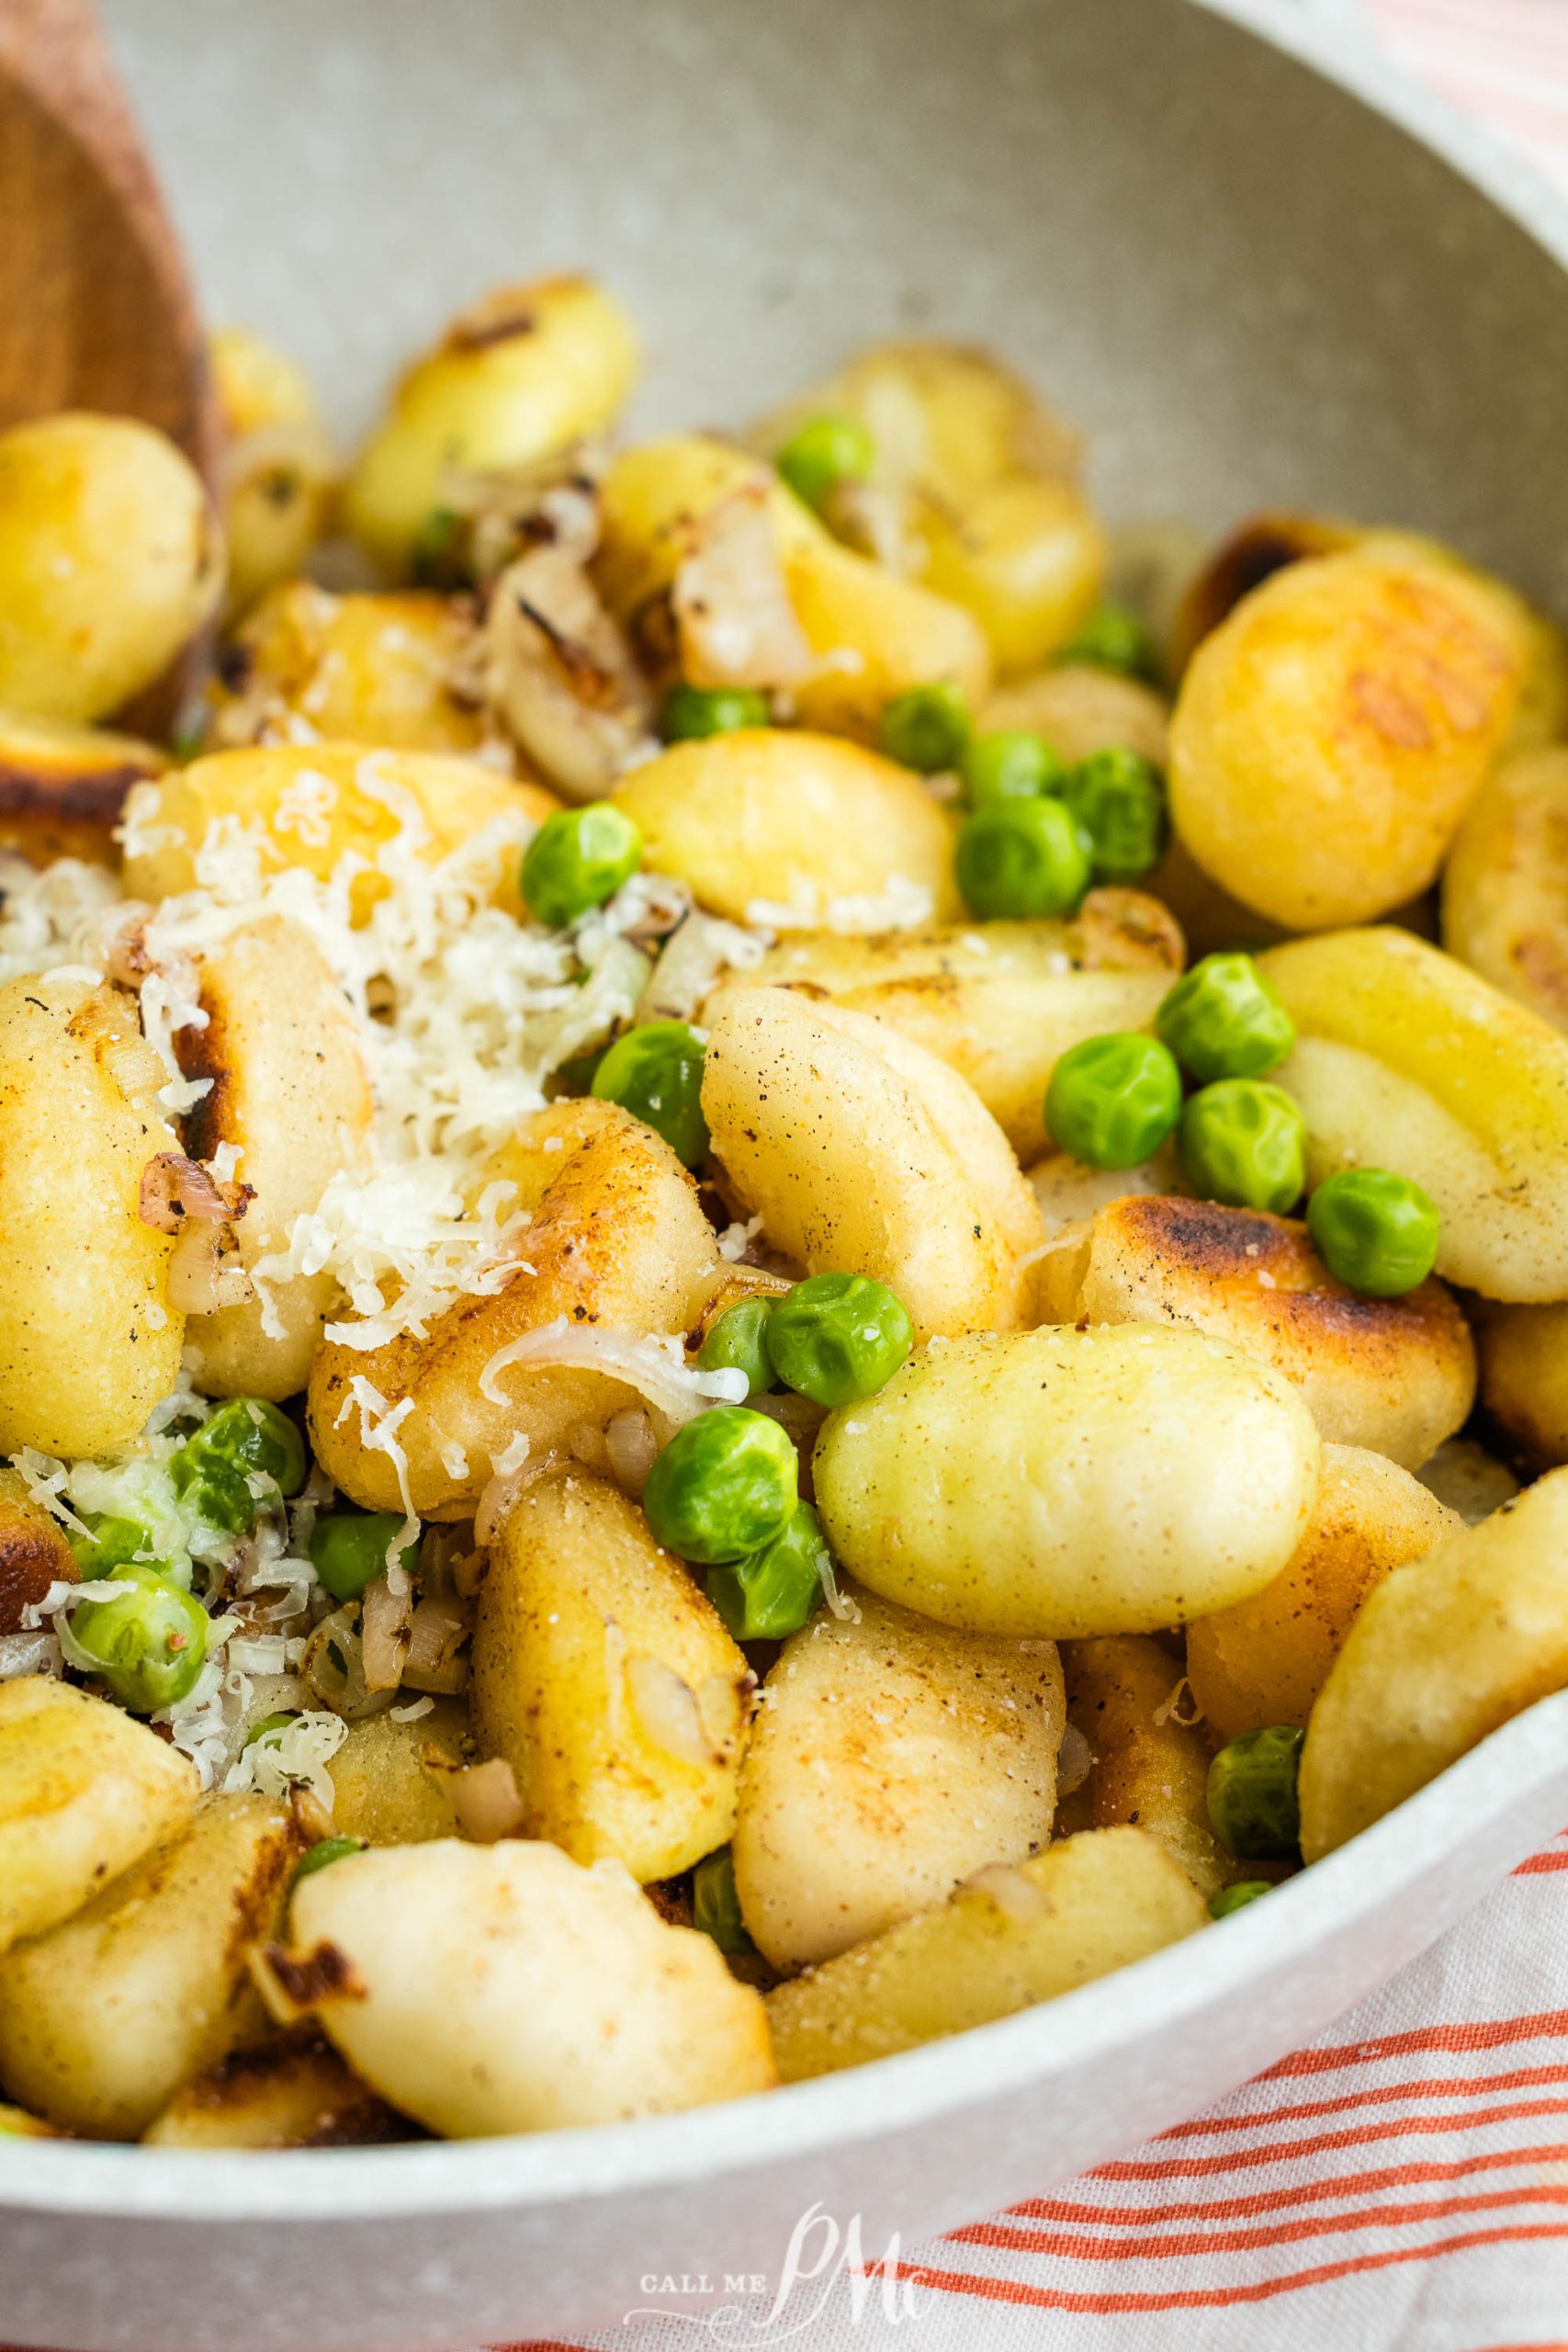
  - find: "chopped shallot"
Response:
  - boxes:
[671,487,810,689]
[484,545,656,801]
[360,1572,414,1694]
[423,1752,525,1844]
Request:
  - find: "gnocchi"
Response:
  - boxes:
[610,730,962,930]
[471,1472,751,1882]
[261,1838,774,2135]
[1300,1468,1568,1860]
[0,1679,198,1954]
[702,891,1182,1161]
[702,987,1040,1342]
[1032,1193,1475,1470]
[766,1826,1207,2081]
[344,277,640,577]
[731,1587,1064,1969]
[812,1324,1321,1637]
[1186,1444,1461,1742]
[1169,551,1522,929]
[1260,927,1568,1301]
[0,413,223,725]
[0,1794,300,2138]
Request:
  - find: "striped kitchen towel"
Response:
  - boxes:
[521,1833,1568,2348]
[1366,0,1568,191]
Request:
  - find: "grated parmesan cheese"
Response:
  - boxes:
[743,873,935,933]
[223,1707,346,1808]
[478,1316,748,1437]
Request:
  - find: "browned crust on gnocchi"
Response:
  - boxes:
[1168,511,1350,673]
[1038,1194,1474,1470]
[0,1472,76,1636]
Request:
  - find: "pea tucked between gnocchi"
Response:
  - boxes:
[2,275,1567,2148]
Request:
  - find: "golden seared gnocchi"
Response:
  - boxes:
[1442,747,1568,1032]
[310,1100,724,1517]
[0,711,166,867]
[142,2032,405,2149]
[121,740,556,922]
[1186,1443,1461,1743]
[261,1838,774,2135]
[9,291,1568,2158]
[1261,927,1568,1300]
[326,1697,468,1847]
[702,890,1182,1160]
[0,413,224,725]
[702,987,1039,1341]
[0,1794,301,2138]
[1171,511,1568,753]
[209,326,336,618]
[176,916,376,1400]
[611,730,961,930]
[472,1472,751,1882]
[731,1587,1064,1969]
[1033,1194,1475,1470]
[0,1679,198,1953]
[0,976,185,1456]
[344,277,639,577]
[813,1324,1321,1637]
[1169,551,1522,929]
[1472,1299,1568,1473]
[1061,1635,1230,1899]
[1300,1467,1568,1860]
[0,1467,78,1637]
[209,581,491,755]
[766,1826,1207,2081]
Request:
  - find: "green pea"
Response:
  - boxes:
[642,1406,799,1565]
[776,413,875,514]
[1179,1080,1305,1214]
[291,1836,366,1889]
[1055,748,1168,885]
[764,1272,912,1408]
[955,797,1092,921]
[308,1512,421,1604]
[410,504,466,589]
[1306,1168,1440,1299]
[68,1566,209,1716]
[661,684,772,741]
[67,1513,156,1577]
[244,1710,299,1750]
[170,1399,307,1535]
[1207,1725,1304,1860]
[706,1500,830,1642]
[959,729,1065,809]
[1156,952,1295,1084]
[692,1846,755,1956]
[1055,599,1159,682]
[878,680,972,775]
[1209,1880,1274,1919]
[696,1297,778,1400]
[592,1020,709,1170]
[520,803,642,930]
[1044,1032,1182,1170]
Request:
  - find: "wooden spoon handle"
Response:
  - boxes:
[0,0,216,470]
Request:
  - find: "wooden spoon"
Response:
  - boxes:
[0,0,216,472]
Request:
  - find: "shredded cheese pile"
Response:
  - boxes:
[0,756,691,1352]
